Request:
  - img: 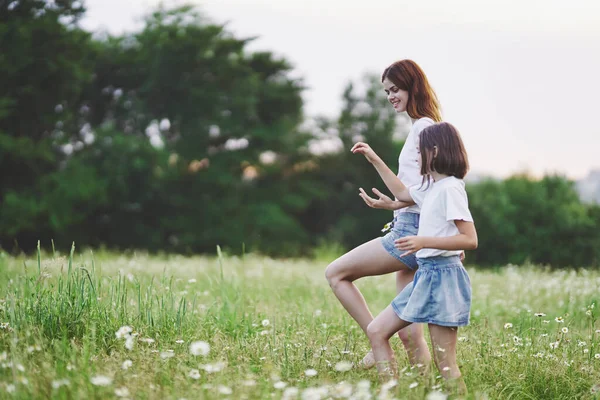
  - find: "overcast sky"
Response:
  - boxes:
[81,0,600,179]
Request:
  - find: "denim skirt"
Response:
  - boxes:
[390,255,471,327]
[380,212,420,270]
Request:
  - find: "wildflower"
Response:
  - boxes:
[260,330,271,335]
[141,338,155,344]
[458,336,468,342]
[550,341,560,349]
[51,379,69,389]
[115,326,133,339]
[381,222,392,233]
[334,361,353,372]
[586,310,592,316]
[217,385,232,395]
[160,351,175,359]
[188,278,196,283]
[409,382,419,389]
[555,317,564,323]
[595,354,600,359]
[90,375,113,386]
[175,340,184,344]
[333,382,353,397]
[578,341,587,347]
[282,387,299,399]
[188,369,200,379]
[6,384,15,393]
[534,313,546,317]
[262,319,270,327]
[189,341,210,356]
[314,310,322,317]
[201,362,225,373]
[561,327,569,334]
[122,360,132,370]
[274,381,287,389]
[304,369,318,377]
[115,387,130,398]
[426,391,448,400]
[504,323,513,329]
[584,349,589,354]
[242,379,256,386]
[125,336,135,351]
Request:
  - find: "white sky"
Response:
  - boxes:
[81,0,600,179]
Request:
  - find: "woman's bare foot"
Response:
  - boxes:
[358,350,376,369]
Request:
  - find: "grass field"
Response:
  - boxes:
[0,245,599,399]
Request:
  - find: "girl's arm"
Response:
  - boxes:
[351,142,413,202]
[394,220,478,256]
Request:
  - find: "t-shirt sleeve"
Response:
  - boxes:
[409,184,429,208]
[412,118,435,149]
[444,186,474,222]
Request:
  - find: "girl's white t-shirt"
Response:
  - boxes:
[394,117,435,217]
[409,176,473,258]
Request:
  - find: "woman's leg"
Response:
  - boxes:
[325,238,409,333]
[325,238,432,368]
[366,305,411,380]
[396,270,431,368]
[428,324,467,395]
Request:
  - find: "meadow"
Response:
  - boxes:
[0,244,599,399]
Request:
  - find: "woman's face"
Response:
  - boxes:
[382,77,409,113]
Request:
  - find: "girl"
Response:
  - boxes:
[352,122,476,393]
[325,59,442,370]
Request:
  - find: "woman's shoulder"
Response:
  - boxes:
[411,117,436,133]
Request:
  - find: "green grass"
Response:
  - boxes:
[0,244,599,399]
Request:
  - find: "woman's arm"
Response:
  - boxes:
[351,142,413,202]
[394,220,478,256]
[358,187,416,210]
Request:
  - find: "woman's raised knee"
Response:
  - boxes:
[325,261,343,288]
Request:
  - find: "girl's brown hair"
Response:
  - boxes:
[419,122,469,183]
[381,59,442,122]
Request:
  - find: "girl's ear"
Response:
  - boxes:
[433,145,438,158]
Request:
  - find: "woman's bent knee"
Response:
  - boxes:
[325,261,343,288]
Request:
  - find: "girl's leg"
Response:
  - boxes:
[325,238,410,333]
[366,305,411,380]
[396,270,431,369]
[428,324,467,395]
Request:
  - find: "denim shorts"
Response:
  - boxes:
[391,255,471,327]
[380,212,420,269]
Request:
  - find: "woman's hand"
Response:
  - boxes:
[359,188,400,210]
[394,236,427,257]
[351,142,381,164]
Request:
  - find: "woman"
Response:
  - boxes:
[325,59,442,370]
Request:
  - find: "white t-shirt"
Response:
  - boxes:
[409,176,473,258]
[394,117,435,217]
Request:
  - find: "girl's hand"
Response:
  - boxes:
[395,236,426,257]
[351,142,381,164]
[359,188,398,210]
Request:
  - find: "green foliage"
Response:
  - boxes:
[0,2,598,267]
[467,175,600,267]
